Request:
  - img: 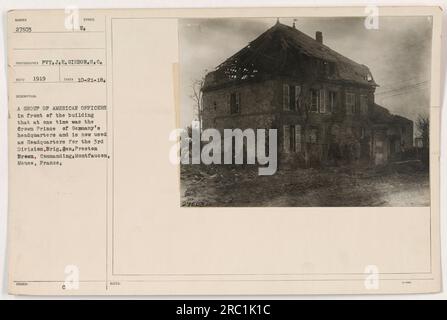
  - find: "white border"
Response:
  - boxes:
[0,0,445,300]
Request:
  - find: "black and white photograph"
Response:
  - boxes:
[179,17,432,207]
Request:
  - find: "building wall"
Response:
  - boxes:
[202,79,277,131]
[201,76,412,166]
[274,77,376,163]
[372,129,390,165]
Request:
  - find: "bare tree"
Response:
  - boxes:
[416,114,429,146]
[189,73,206,132]
[416,113,429,167]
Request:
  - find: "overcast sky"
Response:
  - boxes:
[179,17,432,128]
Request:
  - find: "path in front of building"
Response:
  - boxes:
[263,172,430,207]
[180,163,430,207]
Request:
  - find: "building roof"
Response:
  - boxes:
[203,22,377,91]
[371,103,413,126]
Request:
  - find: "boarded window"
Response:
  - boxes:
[283,84,290,110]
[346,92,355,114]
[310,89,319,112]
[319,89,326,113]
[230,92,240,114]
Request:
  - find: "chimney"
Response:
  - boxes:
[316,31,323,44]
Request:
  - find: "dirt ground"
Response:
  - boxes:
[180,161,430,207]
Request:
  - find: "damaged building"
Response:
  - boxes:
[201,21,413,166]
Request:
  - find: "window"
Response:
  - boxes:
[360,95,368,114]
[319,89,326,113]
[329,91,337,112]
[282,84,290,110]
[323,61,329,74]
[289,86,296,110]
[346,92,355,114]
[323,61,336,76]
[283,125,290,152]
[329,62,336,75]
[290,85,301,111]
[310,89,319,112]
[283,84,301,111]
[294,86,301,110]
[354,102,360,114]
[290,125,296,152]
[289,86,295,111]
[310,88,326,113]
[295,124,302,152]
[230,92,240,114]
[308,128,318,144]
[283,124,302,153]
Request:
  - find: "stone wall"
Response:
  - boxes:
[202,79,277,131]
[201,76,411,166]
